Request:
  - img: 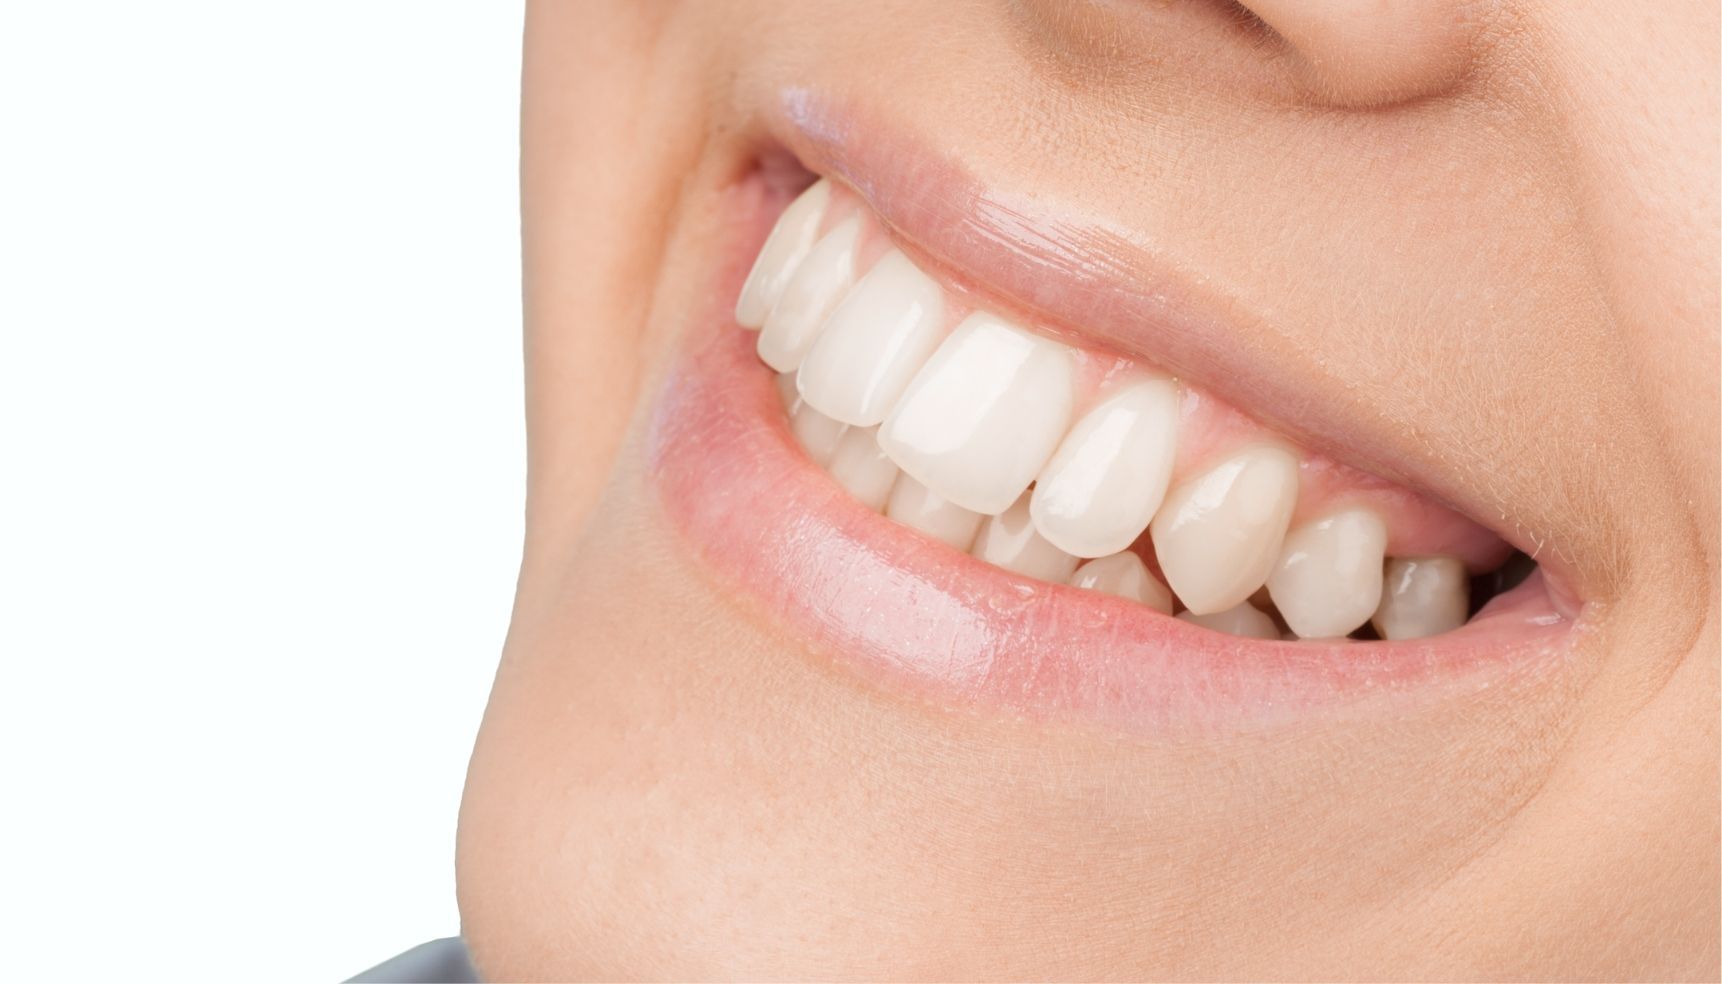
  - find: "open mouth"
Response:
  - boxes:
[648,108,1580,732]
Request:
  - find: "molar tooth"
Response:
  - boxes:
[825,426,901,512]
[878,312,1076,515]
[735,179,831,328]
[795,250,945,426]
[886,475,985,550]
[972,493,1080,582]
[1068,552,1173,613]
[1267,508,1388,639]
[1149,446,1299,615]
[1030,375,1178,558]
[789,397,847,466]
[1176,601,1280,639]
[1372,556,1469,640]
[757,217,860,372]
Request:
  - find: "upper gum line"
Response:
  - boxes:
[735,176,1514,641]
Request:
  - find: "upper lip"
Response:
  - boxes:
[641,88,1581,733]
[767,87,1584,607]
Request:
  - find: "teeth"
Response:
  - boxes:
[1067,552,1173,613]
[878,313,1076,515]
[1372,556,1470,640]
[824,426,901,512]
[757,217,861,372]
[796,250,946,426]
[1150,446,1299,615]
[886,474,985,550]
[1176,601,1280,639]
[1030,375,1179,558]
[788,395,848,466]
[1266,508,1388,638]
[971,493,1080,582]
[735,179,832,329]
[774,370,800,409]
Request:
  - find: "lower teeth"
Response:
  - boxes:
[771,369,1531,641]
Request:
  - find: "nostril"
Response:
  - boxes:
[1233,0,1484,106]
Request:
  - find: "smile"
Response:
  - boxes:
[648,105,1580,733]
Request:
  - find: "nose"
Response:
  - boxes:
[1239,0,1486,106]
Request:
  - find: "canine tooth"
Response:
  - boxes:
[1068,552,1173,613]
[789,397,847,466]
[1372,556,1469,640]
[757,217,860,372]
[887,475,985,550]
[796,250,945,426]
[877,313,1075,515]
[1030,375,1178,558]
[825,426,901,512]
[972,494,1080,582]
[1267,508,1388,638]
[1176,601,1280,639]
[1150,446,1299,615]
[735,179,831,328]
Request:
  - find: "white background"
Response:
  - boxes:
[0,3,526,978]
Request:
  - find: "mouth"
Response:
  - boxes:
[646,100,1581,733]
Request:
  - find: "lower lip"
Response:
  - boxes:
[644,205,1575,735]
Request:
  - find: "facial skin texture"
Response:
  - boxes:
[457,2,1719,979]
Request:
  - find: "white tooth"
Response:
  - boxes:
[757,217,861,372]
[972,493,1079,582]
[735,179,831,328]
[789,397,847,466]
[886,475,984,550]
[1372,556,1469,640]
[774,370,800,409]
[1176,601,1281,640]
[1030,375,1178,558]
[825,426,901,512]
[794,250,945,426]
[1149,446,1299,615]
[877,312,1075,515]
[1267,507,1388,639]
[1067,552,1173,613]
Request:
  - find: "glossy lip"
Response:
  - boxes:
[647,238,1574,735]
[767,88,1589,610]
[641,88,1585,732]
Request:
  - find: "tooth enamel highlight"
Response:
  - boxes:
[972,494,1080,582]
[735,179,831,329]
[886,475,985,550]
[877,313,1076,515]
[1266,508,1388,638]
[788,396,847,466]
[1176,601,1280,639]
[757,217,860,372]
[1372,556,1470,640]
[825,426,901,512]
[1150,446,1299,615]
[796,250,946,426]
[1030,375,1179,558]
[1068,552,1173,613]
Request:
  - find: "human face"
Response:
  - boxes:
[458,2,1718,978]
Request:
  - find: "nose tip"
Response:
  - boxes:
[1241,0,1485,106]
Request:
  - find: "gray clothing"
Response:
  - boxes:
[347,938,479,983]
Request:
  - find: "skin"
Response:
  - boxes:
[457,1,1719,979]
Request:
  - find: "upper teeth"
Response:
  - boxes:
[794,248,947,426]
[879,311,1076,515]
[737,179,1478,640]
